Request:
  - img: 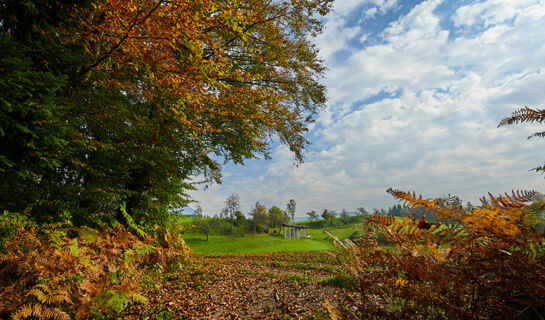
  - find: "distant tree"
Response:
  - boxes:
[222,194,240,233]
[322,209,336,225]
[306,210,318,221]
[195,216,219,241]
[269,206,288,232]
[234,210,246,226]
[340,208,350,224]
[250,202,269,234]
[195,205,203,217]
[357,207,368,216]
[286,199,296,221]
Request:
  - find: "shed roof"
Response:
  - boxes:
[282,223,309,229]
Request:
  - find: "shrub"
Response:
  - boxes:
[0,211,191,319]
[337,189,545,319]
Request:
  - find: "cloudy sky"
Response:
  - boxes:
[189,0,545,217]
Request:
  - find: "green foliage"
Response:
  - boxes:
[184,222,362,254]
[320,274,357,289]
[0,210,34,253]
[91,289,147,317]
[234,211,247,226]
[194,216,220,241]
[0,0,331,226]
[286,199,297,222]
[306,210,318,221]
[269,205,289,230]
[250,202,269,233]
[321,209,336,226]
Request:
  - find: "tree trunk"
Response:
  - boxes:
[117,165,152,223]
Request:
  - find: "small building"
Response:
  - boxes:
[282,223,309,239]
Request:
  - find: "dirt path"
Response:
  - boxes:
[124,251,352,319]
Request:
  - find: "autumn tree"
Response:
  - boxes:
[0,0,332,225]
[286,199,297,221]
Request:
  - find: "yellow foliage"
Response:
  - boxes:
[1,222,191,319]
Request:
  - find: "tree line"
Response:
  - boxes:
[192,194,368,240]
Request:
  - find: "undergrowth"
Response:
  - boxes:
[0,210,191,319]
[336,189,545,319]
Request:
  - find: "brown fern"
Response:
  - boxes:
[498,106,545,126]
[12,303,69,320]
[499,107,545,172]
[27,283,72,306]
[338,188,545,319]
[386,188,464,221]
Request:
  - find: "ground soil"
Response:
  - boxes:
[123,251,353,319]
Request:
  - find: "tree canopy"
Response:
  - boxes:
[0,0,331,224]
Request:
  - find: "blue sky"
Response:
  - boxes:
[190,0,545,217]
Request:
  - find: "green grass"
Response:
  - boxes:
[184,223,362,255]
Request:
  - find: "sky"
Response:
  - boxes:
[189,0,545,217]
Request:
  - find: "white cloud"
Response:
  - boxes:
[190,0,545,217]
[453,0,545,28]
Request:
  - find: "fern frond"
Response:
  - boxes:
[27,287,48,303]
[12,303,68,320]
[386,188,463,221]
[498,107,545,126]
[27,282,72,306]
[41,307,70,320]
[527,130,545,139]
[509,190,535,203]
[531,164,545,173]
[366,214,397,228]
[480,190,535,209]
[12,304,35,320]
[44,292,72,305]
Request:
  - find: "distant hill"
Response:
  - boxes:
[293,211,359,222]
[180,207,197,216]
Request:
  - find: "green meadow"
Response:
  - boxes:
[183,221,361,255]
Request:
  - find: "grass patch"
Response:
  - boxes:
[184,222,363,255]
[320,274,358,288]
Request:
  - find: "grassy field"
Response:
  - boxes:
[184,223,361,255]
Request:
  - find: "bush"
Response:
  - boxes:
[337,189,545,319]
[0,211,191,319]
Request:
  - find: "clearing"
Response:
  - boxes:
[183,223,361,255]
[122,251,354,319]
